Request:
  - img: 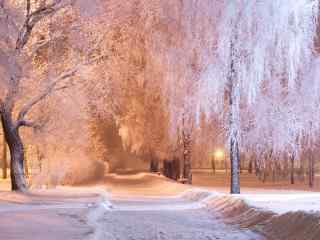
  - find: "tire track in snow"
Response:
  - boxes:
[86,189,114,240]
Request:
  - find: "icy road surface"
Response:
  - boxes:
[95,196,264,240]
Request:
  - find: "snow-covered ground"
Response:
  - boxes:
[180,188,320,215]
[0,186,112,240]
[237,192,320,214]
[177,185,320,240]
[100,173,320,239]
[1,172,320,239]
[103,171,320,215]
[103,195,263,240]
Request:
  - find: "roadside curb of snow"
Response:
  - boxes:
[180,189,320,240]
[179,188,221,202]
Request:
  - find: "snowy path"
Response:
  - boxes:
[96,196,264,240]
[1,172,319,240]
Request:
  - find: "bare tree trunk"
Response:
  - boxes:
[211,156,216,175]
[163,160,171,178]
[225,156,228,174]
[290,153,295,185]
[183,149,192,184]
[24,146,29,178]
[229,40,240,194]
[272,160,276,182]
[308,150,315,188]
[2,133,7,179]
[150,160,159,172]
[254,157,259,176]
[1,110,26,191]
[37,146,43,173]
[150,158,159,173]
[230,138,240,193]
[172,157,180,181]
[248,155,253,174]
[182,125,192,184]
[283,153,289,180]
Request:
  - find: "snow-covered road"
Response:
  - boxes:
[2,172,320,240]
[3,173,320,240]
[95,196,264,240]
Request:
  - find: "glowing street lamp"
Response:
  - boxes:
[214,149,224,161]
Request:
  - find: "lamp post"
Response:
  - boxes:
[209,149,225,175]
[211,153,216,175]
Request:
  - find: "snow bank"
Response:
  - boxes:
[181,189,320,240]
[179,188,218,201]
[104,172,189,196]
[238,193,320,214]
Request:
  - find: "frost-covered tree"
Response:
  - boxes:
[202,0,319,193]
[0,0,106,191]
[82,1,174,172]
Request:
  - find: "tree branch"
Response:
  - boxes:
[16,119,39,129]
[16,0,74,51]
[0,2,19,46]
[17,67,78,123]
[26,0,31,16]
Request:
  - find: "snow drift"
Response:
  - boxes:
[182,190,320,240]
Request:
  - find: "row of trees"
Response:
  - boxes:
[1,0,319,194]
[205,0,320,193]
[103,0,320,194]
